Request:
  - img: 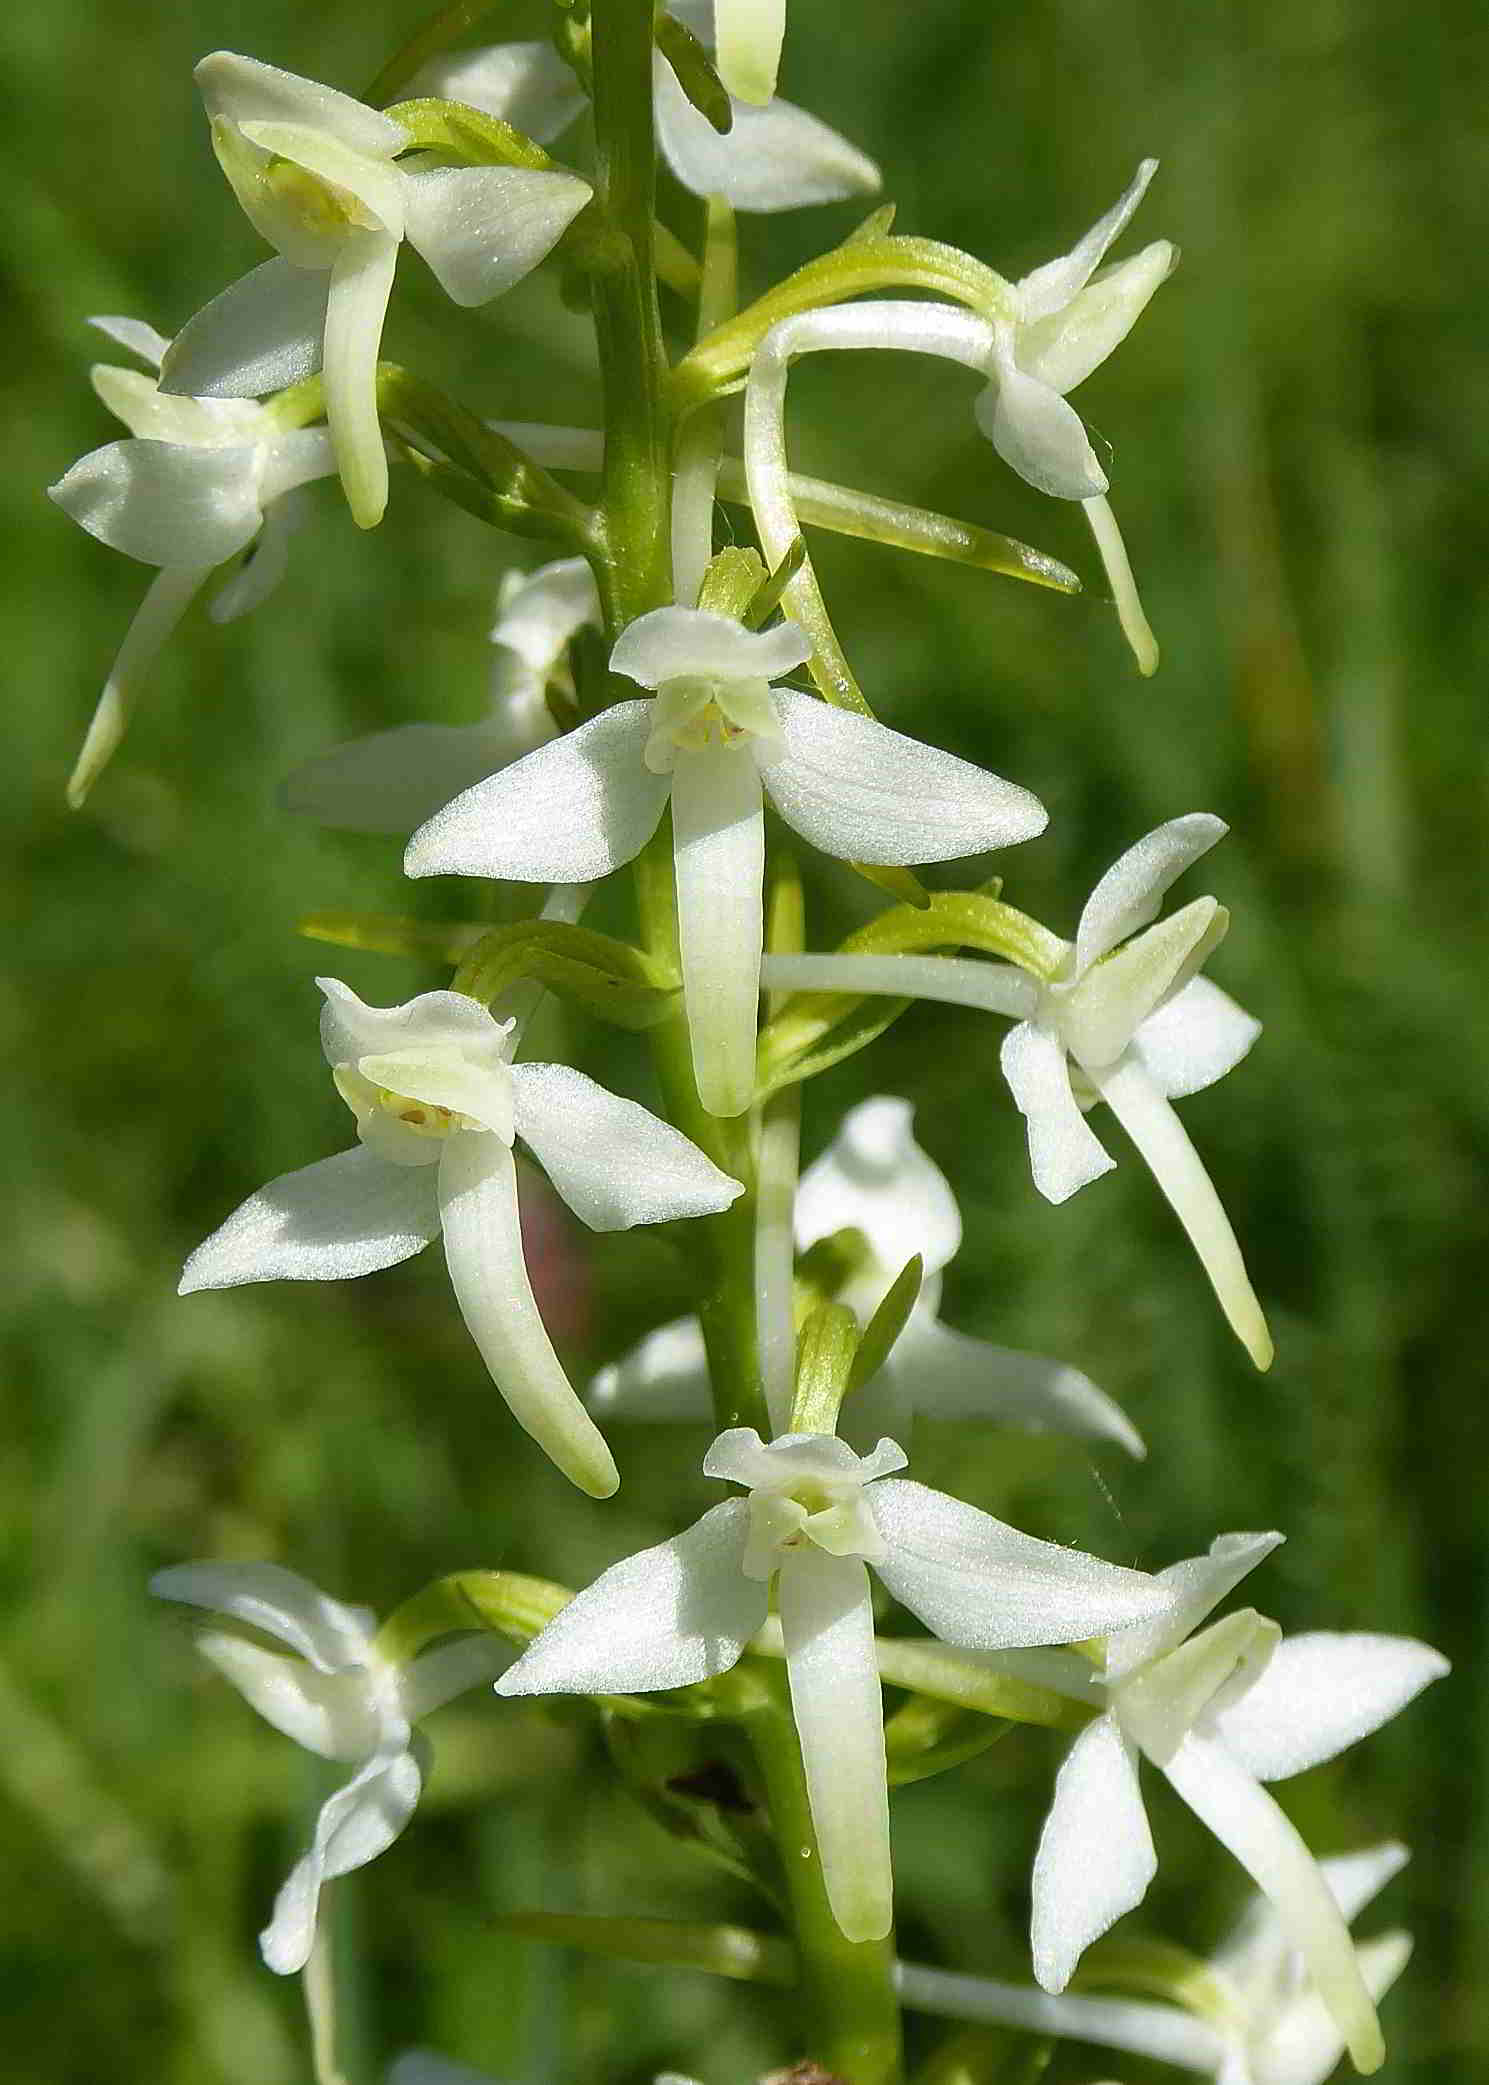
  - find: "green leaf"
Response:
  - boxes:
[297,910,488,963]
[451,919,680,1030]
[849,1255,923,1393]
[757,992,916,1103]
[655,12,733,134]
[603,1714,781,1897]
[376,1569,573,1664]
[883,1692,1010,1786]
[499,1909,794,1985]
[743,537,807,629]
[873,1637,1087,1733]
[788,1302,860,1433]
[1073,1936,1236,2022]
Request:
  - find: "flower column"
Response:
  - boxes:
[583,5,900,2077]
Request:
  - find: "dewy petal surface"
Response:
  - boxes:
[437,1135,619,1497]
[49,440,264,568]
[1212,1632,1449,1783]
[510,1062,743,1229]
[999,1020,1116,1203]
[401,165,592,308]
[497,1498,765,1694]
[765,691,1047,865]
[196,51,407,158]
[160,258,332,399]
[406,702,668,882]
[1162,1733,1386,2074]
[1132,977,1261,1100]
[150,1559,376,1671]
[654,56,879,212]
[1031,1711,1156,1992]
[1074,813,1227,977]
[179,1146,441,1290]
[869,1478,1170,1648]
[778,1550,892,1942]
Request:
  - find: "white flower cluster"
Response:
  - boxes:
[49,9,1446,2084]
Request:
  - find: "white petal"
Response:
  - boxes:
[318,977,509,1067]
[210,489,305,623]
[194,1634,382,1759]
[405,701,667,882]
[1258,1933,1412,2085]
[715,0,785,103]
[149,1560,376,1672]
[671,739,765,1117]
[65,565,213,807]
[196,52,407,158]
[89,314,171,367]
[496,1498,765,1694]
[1015,161,1159,323]
[589,1316,713,1421]
[160,259,331,399]
[238,117,407,237]
[179,1147,440,1290]
[1315,1841,1411,1928]
[760,952,1038,1021]
[401,1635,513,1718]
[610,606,810,689]
[905,1318,1145,1458]
[511,1061,743,1227]
[869,1478,1170,1648]
[1105,1531,1285,1684]
[260,1748,422,1975]
[1162,1733,1385,2074]
[356,1044,513,1141]
[795,1096,962,1277]
[1031,1713,1155,1991]
[1074,813,1227,976]
[323,229,397,528]
[778,1551,892,1943]
[1214,1633,1448,1783]
[1133,977,1260,1100]
[655,58,879,212]
[765,691,1047,865]
[895,1962,1222,2073]
[402,165,592,307]
[49,440,263,567]
[704,1426,905,1491]
[1000,1020,1116,1203]
[406,41,589,141]
[1064,898,1225,1071]
[491,557,601,668]
[974,360,1108,500]
[90,365,263,445]
[1021,241,1176,397]
[1091,1055,1273,1370]
[285,720,532,833]
[438,1135,618,1496]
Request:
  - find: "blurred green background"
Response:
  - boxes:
[4,0,1486,2079]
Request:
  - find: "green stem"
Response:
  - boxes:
[743,1670,903,2085]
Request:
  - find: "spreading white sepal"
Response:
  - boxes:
[161,258,332,399]
[499,1427,1170,1942]
[404,42,588,142]
[152,1561,504,1974]
[654,50,879,213]
[182,981,742,1494]
[1213,1632,1449,1784]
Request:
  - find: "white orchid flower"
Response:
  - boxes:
[594,1095,1142,1454]
[152,1561,507,1974]
[47,315,337,805]
[284,557,600,832]
[406,607,1046,1116]
[179,979,743,1497]
[410,3,876,215]
[898,1842,1414,2085]
[762,814,1272,1369]
[497,1426,1172,1943]
[159,54,593,529]
[715,0,786,104]
[962,1531,1445,2075]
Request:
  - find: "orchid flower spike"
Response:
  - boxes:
[498,1426,1172,1942]
[407,607,1046,1116]
[160,54,592,528]
[977,159,1176,674]
[151,1561,507,1974]
[410,3,876,215]
[179,980,743,1496]
[47,316,337,805]
[763,814,1272,1368]
[898,1842,1414,2085]
[971,1532,1445,2074]
[285,558,601,832]
[594,1095,1143,1456]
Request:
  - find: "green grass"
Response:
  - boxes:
[4,0,1486,2079]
